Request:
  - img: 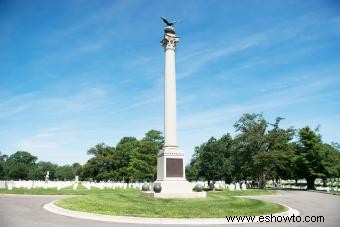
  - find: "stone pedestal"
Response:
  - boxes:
[154,146,205,198]
[156,147,184,181]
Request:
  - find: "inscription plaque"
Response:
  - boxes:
[166,158,183,177]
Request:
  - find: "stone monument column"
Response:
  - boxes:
[153,19,206,198]
[157,25,184,182]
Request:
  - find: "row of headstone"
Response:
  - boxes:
[226,182,247,190]
[0,180,162,191]
[88,182,144,190]
[315,186,340,192]
[268,178,339,192]
[283,185,307,190]
[80,181,250,191]
[0,180,74,190]
[10,180,339,192]
[80,181,146,190]
[189,181,248,191]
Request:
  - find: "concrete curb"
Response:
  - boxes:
[43,201,299,225]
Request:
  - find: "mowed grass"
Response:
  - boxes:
[0,185,285,217]
[55,189,286,218]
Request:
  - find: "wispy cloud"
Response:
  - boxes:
[177,33,266,79]
[0,92,38,117]
[13,126,99,163]
[45,1,135,43]
[177,12,336,79]
[178,72,340,132]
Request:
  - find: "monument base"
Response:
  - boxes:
[152,147,206,198]
[143,180,206,199]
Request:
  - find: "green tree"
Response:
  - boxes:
[259,117,295,182]
[5,151,37,180]
[55,165,76,180]
[185,156,200,181]
[117,130,163,182]
[0,152,8,179]
[233,113,268,182]
[80,130,163,182]
[7,151,37,165]
[218,134,234,183]
[127,141,155,181]
[186,134,233,184]
[0,152,7,161]
[143,129,164,147]
[294,126,340,190]
[72,162,82,177]
[320,143,340,179]
[195,137,228,187]
[115,137,139,182]
[87,143,110,157]
[129,130,163,181]
[233,114,294,188]
[28,161,58,180]
[81,143,116,181]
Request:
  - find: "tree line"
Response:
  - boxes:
[0,151,80,181]
[186,113,340,190]
[0,129,163,182]
[1,113,339,190]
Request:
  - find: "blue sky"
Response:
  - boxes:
[0,0,339,164]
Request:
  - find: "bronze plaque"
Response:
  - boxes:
[166,158,183,177]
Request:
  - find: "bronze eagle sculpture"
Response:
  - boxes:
[160,17,177,26]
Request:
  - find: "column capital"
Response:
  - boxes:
[161,32,180,50]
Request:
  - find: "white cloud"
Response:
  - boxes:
[178,72,339,133]
[176,12,333,79]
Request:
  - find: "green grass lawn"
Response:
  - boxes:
[0,185,285,218]
[55,189,286,218]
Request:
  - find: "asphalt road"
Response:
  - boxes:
[0,190,339,227]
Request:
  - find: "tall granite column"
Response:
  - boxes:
[153,22,206,198]
[156,25,183,182]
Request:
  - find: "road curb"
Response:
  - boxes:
[43,200,300,225]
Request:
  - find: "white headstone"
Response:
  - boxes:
[235,182,240,190]
[0,181,6,189]
[45,171,49,182]
[7,182,13,190]
[228,183,235,191]
[73,182,78,190]
[241,182,247,190]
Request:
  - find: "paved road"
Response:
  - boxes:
[0,191,339,227]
